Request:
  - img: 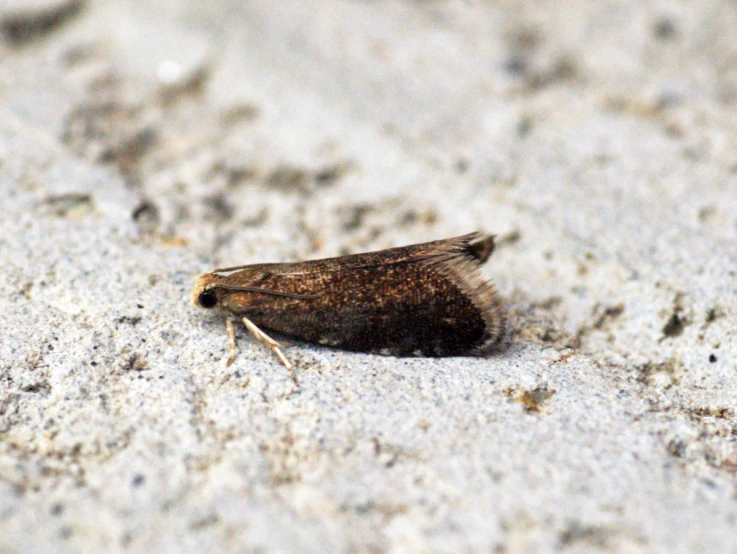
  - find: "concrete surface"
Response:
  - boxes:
[1,0,736,552]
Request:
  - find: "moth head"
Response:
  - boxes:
[192,269,319,313]
[191,275,221,310]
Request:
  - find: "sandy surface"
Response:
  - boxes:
[1,1,737,552]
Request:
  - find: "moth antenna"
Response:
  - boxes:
[218,285,319,300]
[212,264,264,273]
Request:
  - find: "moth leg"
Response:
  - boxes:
[242,317,298,386]
[226,319,238,366]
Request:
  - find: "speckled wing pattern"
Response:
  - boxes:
[195,233,506,357]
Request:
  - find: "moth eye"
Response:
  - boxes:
[198,291,218,309]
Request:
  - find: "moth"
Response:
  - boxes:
[192,232,506,382]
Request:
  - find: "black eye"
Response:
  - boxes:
[198,291,218,309]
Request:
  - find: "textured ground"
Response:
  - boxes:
[1,1,737,552]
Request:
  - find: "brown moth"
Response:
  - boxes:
[192,232,506,382]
